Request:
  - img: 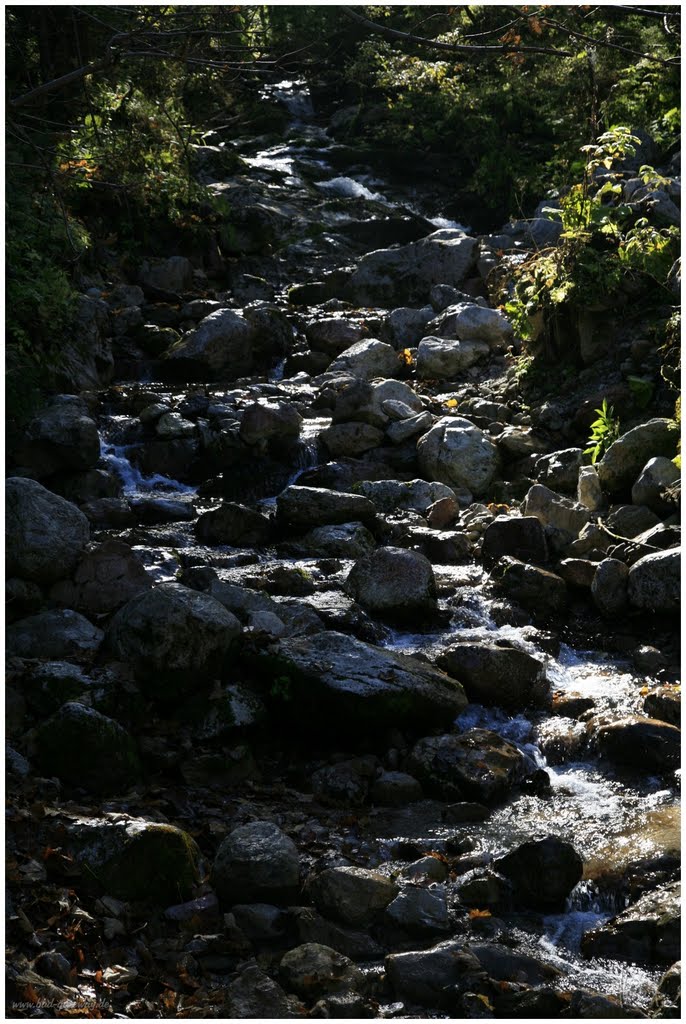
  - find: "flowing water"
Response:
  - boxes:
[89,83,679,1012]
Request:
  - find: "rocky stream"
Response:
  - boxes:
[5,80,681,1019]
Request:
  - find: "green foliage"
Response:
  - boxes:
[627,375,655,410]
[584,399,620,464]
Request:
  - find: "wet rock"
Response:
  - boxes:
[643,686,680,727]
[454,869,512,910]
[330,377,424,428]
[481,515,547,564]
[6,477,90,584]
[591,715,680,772]
[309,866,398,927]
[649,960,681,1018]
[494,836,583,911]
[291,907,384,961]
[107,582,241,695]
[370,771,423,806]
[535,448,584,494]
[581,881,680,965]
[7,610,103,661]
[252,631,467,733]
[51,467,122,504]
[400,856,449,883]
[427,494,461,528]
[276,485,376,530]
[81,497,136,528]
[417,417,500,498]
[232,903,285,941]
[139,255,193,294]
[567,989,647,1017]
[49,540,151,615]
[493,556,568,614]
[6,577,43,623]
[557,558,597,588]
[633,644,668,675]
[385,885,450,935]
[223,962,305,1017]
[469,942,561,986]
[320,421,385,456]
[23,661,91,718]
[386,410,434,444]
[436,639,548,711]
[280,943,362,1000]
[311,759,374,806]
[328,338,400,380]
[155,411,195,439]
[346,230,478,306]
[416,336,490,378]
[344,546,437,619]
[299,522,376,559]
[384,941,484,1009]
[632,456,680,515]
[597,418,679,495]
[239,400,302,445]
[387,305,435,347]
[305,317,369,356]
[12,395,100,478]
[164,306,291,378]
[523,483,591,546]
[212,821,300,907]
[442,801,491,824]
[35,702,140,793]
[195,502,273,546]
[409,729,527,803]
[591,558,630,617]
[628,548,680,613]
[129,495,195,524]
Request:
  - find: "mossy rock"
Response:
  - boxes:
[34,702,141,794]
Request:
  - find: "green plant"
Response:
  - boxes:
[627,375,654,409]
[584,399,620,464]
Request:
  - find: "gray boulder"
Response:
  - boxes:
[240,401,302,445]
[279,943,362,999]
[591,558,629,617]
[598,418,679,494]
[535,448,584,494]
[384,941,484,1010]
[139,255,193,293]
[254,631,467,733]
[436,640,548,710]
[592,715,680,772]
[320,421,384,457]
[330,377,424,428]
[425,302,514,347]
[387,305,435,347]
[49,540,151,615]
[12,395,100,478]
[299,523,376,559]
[35,703,140,793]
[355,478,457,514]
[495,836,583,911]
[328,338,400,380]
[631,456,680,514]
[493,556,568,614]
[305,317,369,356]
[107,582,241,695]
[223,963,304,1018]
[385,886,450,935]
[481,515,548,564]
[577,465,604,511]
[417,417,500,498]
[165,305,291,377]
[524,483,591,546]
[347,230,478,306]
[416,336,490,379]
[409,729,528,803]
[6,477,90,584]
[309,866,398,927]
[195,502,272,546]
[276,485,376,530]
[628,548,680,613]
[344,546,437,618]
[582,881,680,964]
[212,821,300,906]
[7,609,103,661]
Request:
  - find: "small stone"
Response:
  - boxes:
[212,821,300,907]
[309,866,399,927]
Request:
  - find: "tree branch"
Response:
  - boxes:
[540,14,680,66]
[340,6,574,59]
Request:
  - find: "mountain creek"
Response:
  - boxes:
[5,80,681,1019]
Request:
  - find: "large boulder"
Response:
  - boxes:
[591,715,680,772]
[276,486,376,531]
[493,556,568,614]
[581,881,680,965]
[328,339,400,380]
[305,317,369,356]
[6,477,90,584]
[481,515,548,564]
[49,540,152,615]
[627,548,680,613]
[344,546,437,619]
[417,417,500,498]
[355,479,457,514]
[299,523,376,559]
[347,230,478,306]
[591,558,629,617]
[239,401,302,446]
[12,395,100,478]
[535,448,584,494]
[425,302,514,347]
[308,866,398,927]
[139,255,193,294]
[106,582,241,696]
[7,610,103,661]
[320,421,384,457]
[631,456,680,514]
[409,729,528,803]
[494,836,583,911]
[195,502,273,546]
[597,418,679,494]
[416,336,490,379]
[164,305,292,378]
[279,943,362,1000]
[212,821,300,906]
[436,640,548,711]
[523,483,591,546]
[34,703,140,793]
[330,377,425,428]
[251,631,467,733]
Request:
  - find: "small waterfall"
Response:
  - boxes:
[264,79,315,122]
[101,441,196,496]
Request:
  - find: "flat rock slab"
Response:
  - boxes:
[252,630,467,733]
